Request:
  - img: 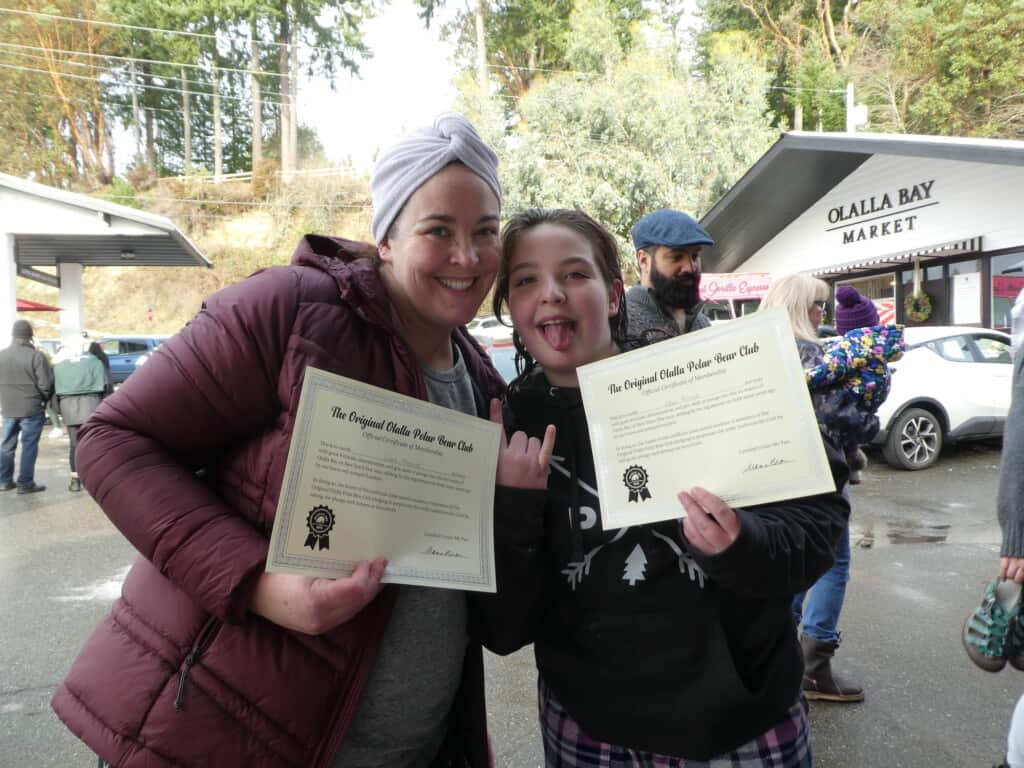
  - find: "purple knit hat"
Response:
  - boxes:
[835,285,879,334]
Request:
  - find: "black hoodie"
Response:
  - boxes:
[473,367,850,760]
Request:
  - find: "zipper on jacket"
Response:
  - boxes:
[174,618,220,712]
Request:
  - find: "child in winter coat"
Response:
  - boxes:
[475,208,850,767]
[807,286,905,483]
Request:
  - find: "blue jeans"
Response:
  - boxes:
[793,523,851,644]
[1,412,46,486]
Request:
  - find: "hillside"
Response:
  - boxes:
[15,174,374,339]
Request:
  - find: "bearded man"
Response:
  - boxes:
[626,209,715,338]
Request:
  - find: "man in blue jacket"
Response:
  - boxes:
[0,319,54,493]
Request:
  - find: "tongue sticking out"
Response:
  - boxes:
[541,322,575,351]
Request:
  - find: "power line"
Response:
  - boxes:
[0,86,186,116]
[0,6,340,58]
[768,85,847,94]
[0,48,290,102]
[487,62,598,78]
[0,40,292,80]
[103,194,371,209]
[0,60,291,110]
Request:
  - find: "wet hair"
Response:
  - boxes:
[492,208,628,380]
[759,273,830,343]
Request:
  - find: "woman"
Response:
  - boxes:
[51,113,505,768]
[760,273,865,704]
[87,341,114,396]
[52,340,107,492]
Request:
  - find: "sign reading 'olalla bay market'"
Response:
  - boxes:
[826,178,938,246]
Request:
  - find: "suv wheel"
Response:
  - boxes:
[882,407,943,470]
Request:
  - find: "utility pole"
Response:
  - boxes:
[250,19,262,172]
[181,67,191,173]
[475,0,487,92]
[129,59,141,161]
[289,23,298,170]
[212,62,222,181]
[845,82,868,133]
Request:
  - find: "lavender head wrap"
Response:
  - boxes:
[370,112,501,243]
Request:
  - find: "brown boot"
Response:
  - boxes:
[800,633,865,702]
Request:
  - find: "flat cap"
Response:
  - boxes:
[631,209,714,251]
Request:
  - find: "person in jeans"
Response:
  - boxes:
[759,274,865,703]
[0,319,53,494]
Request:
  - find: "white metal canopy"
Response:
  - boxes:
[0,172,210,347]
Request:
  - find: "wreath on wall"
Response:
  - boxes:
[904,291,933,322]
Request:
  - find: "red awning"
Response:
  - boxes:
[16,298,61,311]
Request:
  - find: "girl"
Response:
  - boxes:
[480,209,850,767]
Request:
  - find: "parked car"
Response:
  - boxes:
[94,335,171,385]
[474,336,519,383]
[469,315,513,344]
[873,326,1014,470]
[34,338,62,357]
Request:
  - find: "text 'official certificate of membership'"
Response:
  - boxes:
[266,367,501,592]
[577,308,834,529]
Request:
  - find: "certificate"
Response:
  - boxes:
[577,309,834,529]
[266,367,501,592]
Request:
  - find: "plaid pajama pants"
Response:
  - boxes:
[537,677,812,768]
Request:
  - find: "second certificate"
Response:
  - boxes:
[577,309,834,529]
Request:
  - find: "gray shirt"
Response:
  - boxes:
[334,344,474,768]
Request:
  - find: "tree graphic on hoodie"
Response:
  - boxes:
[623,544,648,586]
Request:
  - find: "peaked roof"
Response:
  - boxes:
[0,172,211,268]
[699,131,1024,274]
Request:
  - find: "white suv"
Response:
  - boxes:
[873,326,1014,469]
[468,315,512,343]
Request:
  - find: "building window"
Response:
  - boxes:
[990,251,1024,333]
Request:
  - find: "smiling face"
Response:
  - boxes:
[378,163,500,352]
[507,223,622,387]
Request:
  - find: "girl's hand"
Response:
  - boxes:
[1001,557,1024,584]
[679,487,741,555]
[250,558,388,635]
[491,398,556,489]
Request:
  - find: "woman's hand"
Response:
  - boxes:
[1001,557,1024,584]
[250,558,388,635]
[679,487,741,555]
[491,398,556,489]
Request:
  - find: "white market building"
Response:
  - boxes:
[0,172,210,348]
[700,132,1024,331]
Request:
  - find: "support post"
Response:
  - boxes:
[0,234,16,349]
[57,263,85,348]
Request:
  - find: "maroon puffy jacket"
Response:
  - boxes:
[51,235,504,767]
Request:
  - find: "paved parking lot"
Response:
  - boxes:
[1,436,1017,767]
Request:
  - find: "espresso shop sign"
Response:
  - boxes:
[826,179,937,245]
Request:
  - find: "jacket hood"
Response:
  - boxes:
[291,234,392,330]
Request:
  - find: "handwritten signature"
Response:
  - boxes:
[743,456,793,473]
[422,545,467,559]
